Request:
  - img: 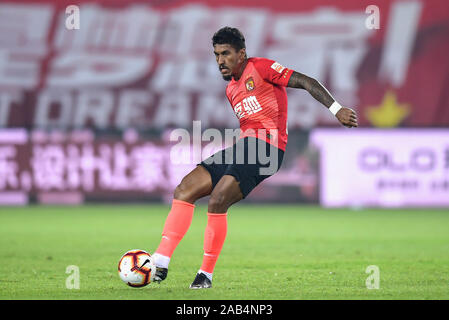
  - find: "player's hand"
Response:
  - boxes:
[336,107,358,128]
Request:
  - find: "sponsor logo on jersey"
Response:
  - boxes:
[233,96,262,119]
[271,62,285,73]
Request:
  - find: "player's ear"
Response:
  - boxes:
[238,48,246,62]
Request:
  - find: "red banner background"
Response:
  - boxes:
[0,0,448,130]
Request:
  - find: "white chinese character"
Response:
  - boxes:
[242,96,262,116]
[129,144,165,191]
[233,102,245,119]
[31,145,66,190]
[0,146,19,189]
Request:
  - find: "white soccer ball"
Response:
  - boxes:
[118,249,156,287]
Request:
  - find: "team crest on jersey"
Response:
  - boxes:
[245,77,255,91]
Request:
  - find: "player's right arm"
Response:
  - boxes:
[287,71,358,128]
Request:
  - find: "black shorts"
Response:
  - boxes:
[198,137,284,199]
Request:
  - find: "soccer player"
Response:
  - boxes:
[151,27,358,289]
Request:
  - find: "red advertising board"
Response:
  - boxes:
[0,129,318,204]
[0,0,448,130]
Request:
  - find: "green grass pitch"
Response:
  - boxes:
[0,204,448,300]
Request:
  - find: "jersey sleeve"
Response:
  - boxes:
[252,57,293,87]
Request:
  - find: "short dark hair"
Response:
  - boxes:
[212,27,246,51]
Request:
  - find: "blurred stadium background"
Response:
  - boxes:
[0,0,448,208]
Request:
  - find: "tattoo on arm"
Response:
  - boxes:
[287,71,335,108]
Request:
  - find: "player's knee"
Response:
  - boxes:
[208,191,228,213]
[174,178,210,204]
[173,183,195,203]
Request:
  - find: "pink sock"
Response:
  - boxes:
[200,213,228,274]
[155,199,195,258]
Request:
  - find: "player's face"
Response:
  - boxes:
[213,44,246,81]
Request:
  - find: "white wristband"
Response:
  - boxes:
[329,101,343,116]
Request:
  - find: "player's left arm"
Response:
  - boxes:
[287,71,358,128]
